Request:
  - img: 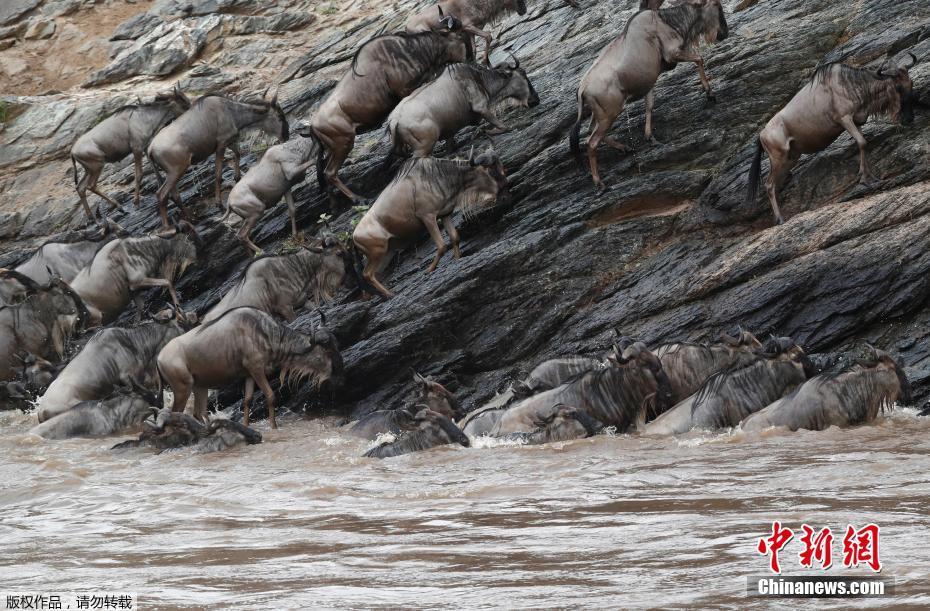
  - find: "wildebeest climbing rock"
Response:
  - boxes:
[1,0,929,420]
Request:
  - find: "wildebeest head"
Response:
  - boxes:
[306,237,352,303]
[720,326,762,350]
[866,346,912,405]
[878,53,918,125]
[468,147,509,207]
[696,0,728,43]
[524,403,604,444]
[283,322,343,389]
[413,407,471,447]
[46,277,91,337]
[435,5,463,32]
[154,83,192,116]
[494,55,540,108]
[412,372,463,420]
[762,336,818,379]
[617,341,675,411]
[258,88,290,142]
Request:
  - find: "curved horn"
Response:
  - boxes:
[509,53,520,70]
[437,5,444,17]
[467,145,476,166]
[318,309,327,328]
[413,371,428,384]
[903,52,918,69]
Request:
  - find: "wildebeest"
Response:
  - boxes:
[347,405,418,440]
[157,307,342,428]
[487,343,671,436]
[112,409,262,452]
[511,356,605,399]
[353,150,507,297]
[31,388,158,439]
[13,221,127,285]
[742,348,911,432]
[570,0,728,189]
[655,330,762,403]
[70,224,198,324]
[363,408,470,459]
[71,85,191,222]
[19,354,60,395]
[221,125,321,254]
[405,1,578,64]
[747,55,918,224]
[644,338,815,435]
[148,91,289,229]
[35,314,186,422]
[0,269,40,306]
[386,59,539,158]
[0,279,89,382]
[311,30,468,202]
[203,240,349,323]
[492,403,604,444]
[411,371,463,419]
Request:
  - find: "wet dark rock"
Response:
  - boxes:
[3,0,930,424]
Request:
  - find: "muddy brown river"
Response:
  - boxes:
[1,407,929,609]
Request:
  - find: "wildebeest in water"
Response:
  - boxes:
[203,239,351,323]
[157,307,342,429]
[70,223,199,324]
[742,348,911,432]
[31,387,158,440]
[13,220,127,286]
[36,311,187,422]
[221,124,321,254]
[655,329,762,403]
[353,149,508,298]
[363,408,469,459]
[644,337,815,435]
[71,85,191,222]
[346,372,461,439]
[311,29,467,202]
[112,409,262,453]
[570,0,728,190]
[492,403,604,445]
[746,55,919,224]
[148,91,289,230]
[405,1,579,65]
[0,279,89,382]
[386,57,539,158]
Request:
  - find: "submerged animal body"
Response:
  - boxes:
[655,333,761,403]
[494,403,604,445]
[742,351,910,432]
[112,410,262,453]
[31,391,157,439]
[363,409,469,459]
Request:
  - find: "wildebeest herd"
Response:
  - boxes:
[0,0,925,458]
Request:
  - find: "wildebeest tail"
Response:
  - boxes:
[70,155,80,187]
[348,242,381,297]
[380,121,405,171]
[569,91,588,170]
[746,137,763,205]
[315,141,327,195]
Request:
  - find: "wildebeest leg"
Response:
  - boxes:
[242,377,255,427]
[356,237,394,298]
[248,366,277,429]
[838,115,877,185]
[325,137,365,202]
[464,25,493,65]
[760,134,793,225]
[441,216,461,259]
[131,277,181,311]
[132,151,143,209]
[229,142,242,181]
[422,214,447,272]
[86,166,124,215]
[644,90,660,143]
[237,213,262,256]
[156,164,187,230]
[193,387,208,423]
[214,147,226,209]
[285,190,298,238]
[74,159,99,222]
[674,51,714,100]
[169,376,192,414]
[587,97,624,190]
[132,293,146,323]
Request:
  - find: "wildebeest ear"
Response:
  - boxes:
[413,371,428,385]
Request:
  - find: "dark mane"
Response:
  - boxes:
[657,3,705,48]
[447,63,511,99]
[811,62,898,116]
[0,269,41,291]
[351,30,449,77]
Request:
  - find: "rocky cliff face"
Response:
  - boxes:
[2,0,929,419]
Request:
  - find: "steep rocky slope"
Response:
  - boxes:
[2,0,929,419]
